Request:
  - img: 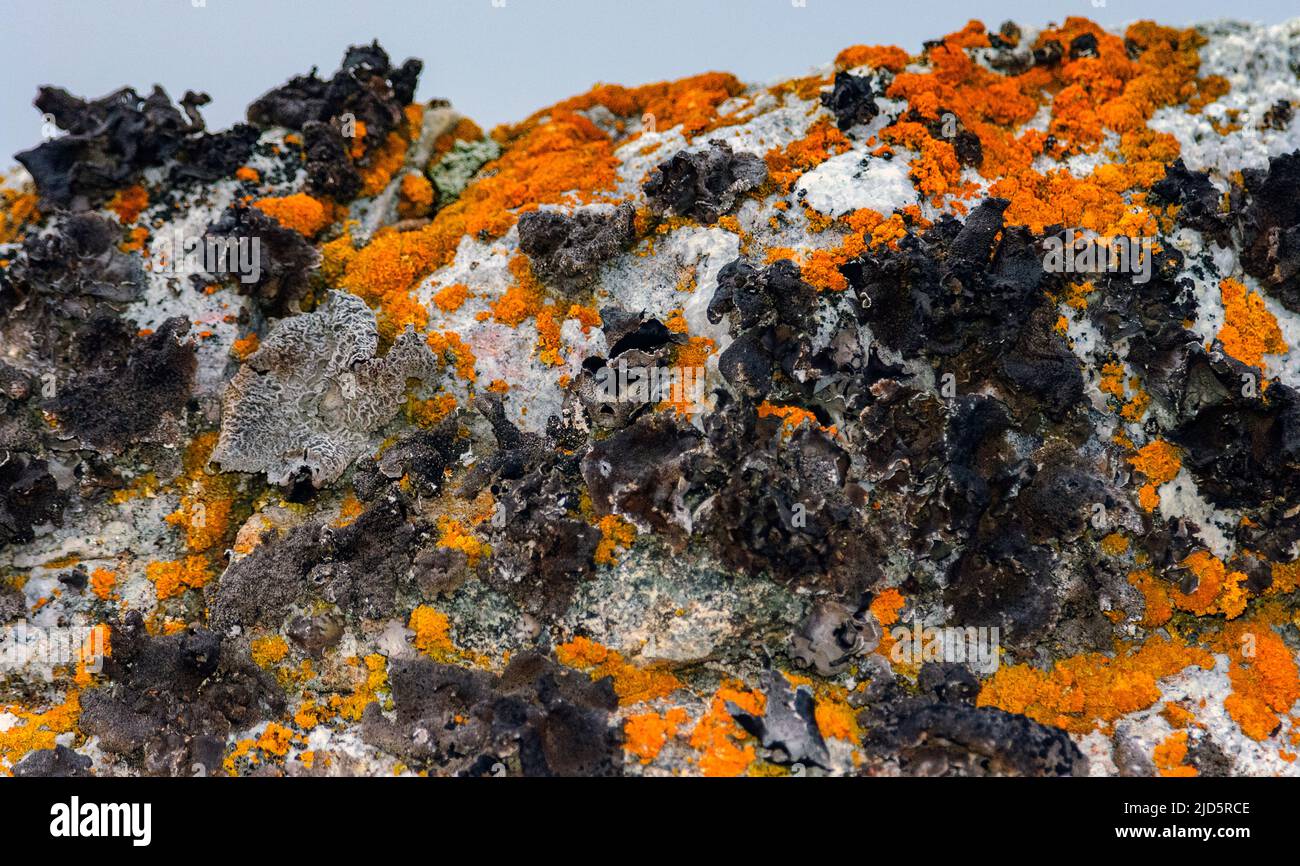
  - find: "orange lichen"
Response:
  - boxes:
[518,72,745,140]
[0,185,40,244]
[1128,439,1181,512]
[977,635,1214,734]
[757,401,834,437]
[1216,620,1300,741]
[1100,533,1130,556]
[145,555,213,600]
[623,707,688,764]
[765,118,852,191]
[333,492,364,527]
[0,691,82,775]
[398,171,435,219]
[1153,730,1197,777]
[406,392,458,427]
[1216,278,1286,370]
[231,332,260,360]
[255,722,293,757]
[1129,569,1173,628]
[1172,551,1248,619]
[253,193,331,237]
[331,653,390,722]
[879,19,1218,230]
[594,514,637,566]
[234,165,260,183]
[835,44,911,72]
[408,605,461,661]
[435,515,489,566]
[426,330,477,382]
[555,636,681,705]
[250,635,290,669]
[106,184,148,224]
[89,567,117,601]
[432,282,470,313]
[687,681,765,776]
[484,258,543,330]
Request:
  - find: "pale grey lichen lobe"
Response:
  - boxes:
[212,291,437,486]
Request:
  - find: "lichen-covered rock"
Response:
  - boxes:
[4,18,1300,781]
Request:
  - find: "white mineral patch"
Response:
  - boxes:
[795,150,916,216]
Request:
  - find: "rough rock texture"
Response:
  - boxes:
[3,20,1300,779]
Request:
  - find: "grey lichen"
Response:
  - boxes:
[427,136,501,203]
[212,291,437,486]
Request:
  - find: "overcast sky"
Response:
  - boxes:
[4,0,1296,165]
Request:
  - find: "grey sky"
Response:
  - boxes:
[4,0,1296,166]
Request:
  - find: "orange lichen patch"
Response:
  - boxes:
[487,379,509,394]
[231,332,260,360]
[757,401,834,437]
[623,707,689,764]
[432,282,470,313]
[333,492,364,527]
[534,303,565,365]
[594,514,637,566]
[871,588,907,627]
[1216,620,1300,741]
[1153,730,1197,776]
[106,184,148,224]
[880,19,1216,229]
[426,330,477,381]
[1216,278,1286,370]
[1171,551,1248,619]
[250,635,290,669]
[435,515,489,566]
[331,653,390,722]
[555,636,681,705]
[408,605,468,662]
[165,451,236,553]
[255,722,293,757]
[835,44,910,72]
[1096,358,1137,400]
[398,171,435,219]
[567,303,602,334]
[119,225,150,253]
[145,555,213,600]
[89,567,117,601]
[358,126,413,198]
[1161,702,1196,728]
[1101,532,1130,556]
[687,681,765,776]
[406,391,458,427]
[1270,560,1300,596]
[234,165,260,183]
[252,193,331,237]
[664,308,689,334]
[0,185,40,244]
[0,691,81,775]
[1128,439,1181,512]
[493,255,547,326]
[976,635,1214,734]
[1129,569,1173,628]
[517,73,745,140]
[765,117,852,191]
